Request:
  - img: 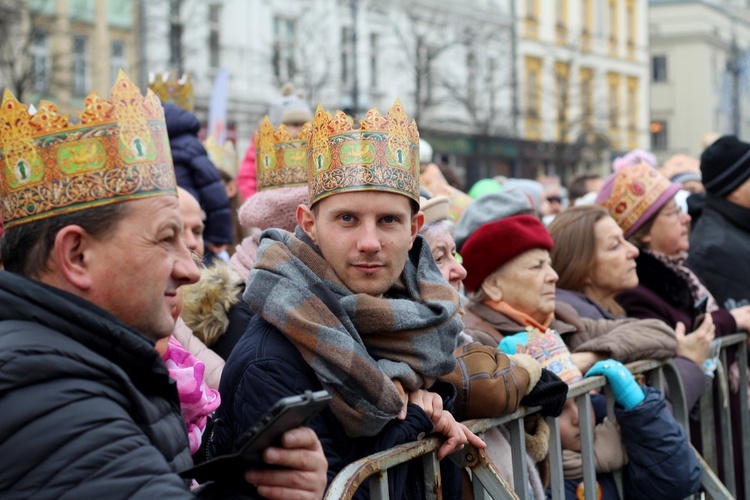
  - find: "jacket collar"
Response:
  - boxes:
[705,194,750,232]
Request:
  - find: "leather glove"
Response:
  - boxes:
[498,331,529,355]
[520,368,568,417]
[585,359,645,410]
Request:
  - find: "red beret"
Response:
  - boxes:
[461,214,553,292]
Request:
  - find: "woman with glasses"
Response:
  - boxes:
[595,162,750,337]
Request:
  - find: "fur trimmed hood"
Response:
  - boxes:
[181,261,244,346]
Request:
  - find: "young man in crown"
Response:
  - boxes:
[0,73,327,499]
[215,101,485,498]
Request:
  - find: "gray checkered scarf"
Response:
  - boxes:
[244,227,462,437]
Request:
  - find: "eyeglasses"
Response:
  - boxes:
[658,206,684,219]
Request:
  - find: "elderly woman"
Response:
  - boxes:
[595,163,750,336]
[460,214,678,374]
[418,196,467,291]
[548,204,714,410]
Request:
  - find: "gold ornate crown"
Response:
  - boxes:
[255,116,311,191]
[204,135,238,178]
[0,70,176,229]
[148,72,194,112]
[307,99,420,206]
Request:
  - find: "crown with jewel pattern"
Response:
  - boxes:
[307,99,420,206]
[203,135,238,178]
[148,72,194,112]
[0,70,176,229]
[255,116,311,191]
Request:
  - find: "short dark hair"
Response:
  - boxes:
[568,173,601,204]
[2,203,129,277]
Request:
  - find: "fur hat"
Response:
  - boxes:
[596,163,681,238]
[700,135,750,196]
[503,178,545,212]
[454,189,533,252]
[268,83,313,127]
[440,344,540,420]
[612,148,657,171]
[419,139,433,164]
[238,185,308,232]
[419,196,449,226]
[461,214,553,293]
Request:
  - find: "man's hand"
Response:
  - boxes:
[408,389,486,460]
[244,427,327,499]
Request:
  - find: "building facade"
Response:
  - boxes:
[0,0,139,112]
[516,0,651,181]
[650,0,750,160]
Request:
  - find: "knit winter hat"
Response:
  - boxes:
[516,328,583,384]
[596,163,681,238]
[268,83,313,127]
[238,185,308,232]
[700,135,750,196]
[420,196,450,226]
[454,189,533,252]
[461,214,553,293]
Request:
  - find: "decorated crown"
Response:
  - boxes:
[596,162,680,238]
[0,70,176,229]
[204,135,238,178]
[306,99,420,206]
[148,72,194,112]
[255,116,311,191]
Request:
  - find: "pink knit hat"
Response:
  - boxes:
[596,163,681,238]
[238,185,308,232]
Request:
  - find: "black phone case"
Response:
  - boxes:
[180,390,331,484]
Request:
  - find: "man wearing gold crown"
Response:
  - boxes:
[0,73,327,499]
[214,101,485,498]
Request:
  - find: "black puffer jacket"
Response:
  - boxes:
[0,272,193,499]
[164,103,233,246]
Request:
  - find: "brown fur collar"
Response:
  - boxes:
[180,261,244,346]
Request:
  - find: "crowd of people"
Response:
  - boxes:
[0,70,748,499]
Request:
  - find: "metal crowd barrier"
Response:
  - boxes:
[325,333,749,500]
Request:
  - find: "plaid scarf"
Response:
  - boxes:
[244,227,463,437]
[645,249,720,313]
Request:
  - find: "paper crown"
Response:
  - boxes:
[255,116,311,191]
[204,135,238,178]
[0,70,176,229]
[596,163,681,238]
[306,99,420,206]
[148,72,194,112]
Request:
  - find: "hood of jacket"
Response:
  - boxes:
[164,103,200,138]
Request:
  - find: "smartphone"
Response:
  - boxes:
[180,390,331,483]
[693,295,709,327]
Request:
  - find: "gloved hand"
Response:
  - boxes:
[585,359,645,410]
[498,331,529,355]
[520,368,568,417]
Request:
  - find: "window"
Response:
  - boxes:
[581,0,593,51]
[608,72,619,130]
[652,55,667,82]
[525,56,542,140]
[72,35,89,96]
[32,30,50,93]
[340,26,352,84]
[651,120,667,150]
[555,61,570,141]
[209,4,221,68]
[111,40,126,86]
[169,0,183,69]
[370,33,379,88]
[273,17,296,82]
[580,68,593,130]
